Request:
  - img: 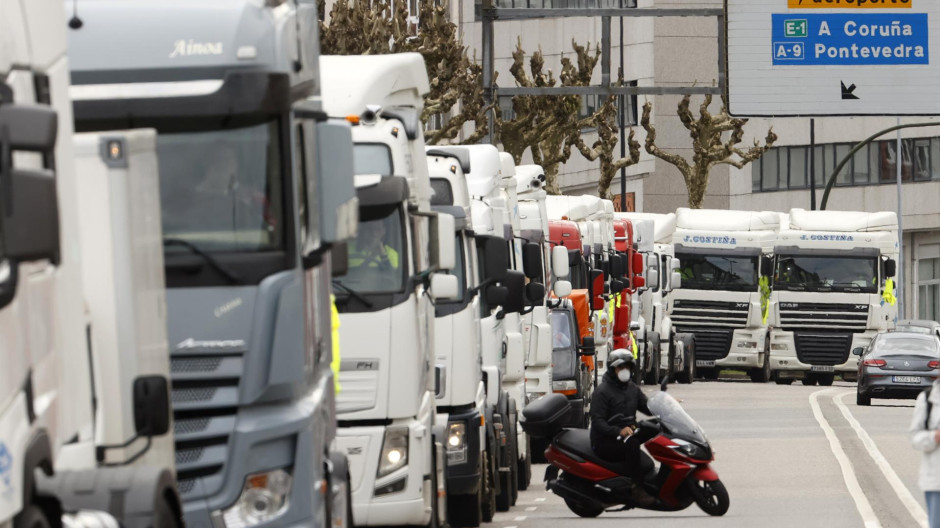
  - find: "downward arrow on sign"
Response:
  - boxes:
[841,81,859,100]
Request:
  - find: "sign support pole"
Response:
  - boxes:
[809,119,816,210]
[896,118,904,319]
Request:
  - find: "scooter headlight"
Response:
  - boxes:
[672,439,708,460]
[378,427,409,478]
[220,468,293,528]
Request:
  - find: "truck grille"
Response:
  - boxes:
[170,352,244,501]
[676,328,733,362]
[671,300,749,361]
[779,302,868,332]
[794,332,852,366]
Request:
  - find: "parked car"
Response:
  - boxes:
[856,332,940,406]
[894,319,940,340]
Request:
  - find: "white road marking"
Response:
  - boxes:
[524,506,537,511]
[514,516,527,521]
[835,391,929,528]
[534,497,546,502]
[810,388,882,528]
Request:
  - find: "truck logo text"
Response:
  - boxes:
[683,235,737,245]
[799,234,855,242]
[214,298,244,318]
[174,338,246,351]
[169,40,224,59]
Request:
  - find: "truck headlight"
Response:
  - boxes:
[447,423,466,450]
[221,468,292,528]
[377,427,409,478]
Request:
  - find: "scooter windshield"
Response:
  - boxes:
[647,392,708,444]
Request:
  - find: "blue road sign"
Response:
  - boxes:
[771,13,929,66]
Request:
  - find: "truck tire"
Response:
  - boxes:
[643,334,661,385]
[817,373,835,386]
[676,336,695,384]
[14,506,52,528]
[496,427,516,511]
[517,435,531,491]
[481,451,496,522]
[775,377,794,385]
[448,451,483,528]
[802,376,818,386]
[749,341,772,383]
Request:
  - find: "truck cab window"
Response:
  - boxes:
[676,253,758,292]
[775,255,877,294]
[336,207,407,293]
[158,121,284,253]
[551,311,577,380]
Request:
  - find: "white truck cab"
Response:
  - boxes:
[771,209,899,385]
[324,53,454,528]
[669,208,779,383]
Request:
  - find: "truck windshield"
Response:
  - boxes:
[675,253,759,291]
[334,206,407,294]
[157,121,284,253]
[775,255,878,293]
[551,311,577,380]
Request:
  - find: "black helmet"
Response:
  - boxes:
[608,349,635,370]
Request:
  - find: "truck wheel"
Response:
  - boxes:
[496,431,516,511]
[775,376,794,385]
[749,343,772,383]
[14,506,52,528]
[481,451,496,522]
[817,373,835,386]
[644,334,661,385]
[517,435,531,491]
[802,375,818,386]
[448,474,482,528]
[677,337,695,384]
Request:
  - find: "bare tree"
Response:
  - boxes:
[319,0,490,144]
[570,91,641,200]
[496,40,598,194]
[641,94,777,209]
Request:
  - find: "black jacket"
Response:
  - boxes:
[590,369,651,447]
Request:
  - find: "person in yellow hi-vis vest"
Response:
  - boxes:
[331,294,341,394]
[348,220,399,271]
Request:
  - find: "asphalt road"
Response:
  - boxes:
[492,379,929,528]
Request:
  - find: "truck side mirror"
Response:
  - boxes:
[312,119,358,244]
[502,270,526,314]
[485,285,508,309]
[610,279,624,295]
[525,282,546,306]
[630,321,641,332]
[522,243,543,279]
[478,236,508,282]
[579,336,596,356]
[610,255,624,279]
[552,246,570,279]
[133,376,171,436]
[568,249,581,267]
[430,212,456,271]
[331,242,349,277]
[885,259,897,278]
[647,269,660,291]
[852,347,865,356]
[0,104,61,263]
[760,255,774,277]
[431,273,459,301]
[590,270,605,310]
[553,280,572,298]
[632,252,644,275]
[670,272,682,291]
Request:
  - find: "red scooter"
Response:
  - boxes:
[521,384,729,517]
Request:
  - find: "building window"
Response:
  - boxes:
[789,147,807,189]
[918,257,940,322]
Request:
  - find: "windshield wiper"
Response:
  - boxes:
[163,237,244,285]
[332,280,374,308]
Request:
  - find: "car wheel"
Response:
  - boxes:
[856,390,872,406]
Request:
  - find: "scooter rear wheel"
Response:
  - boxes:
[563,498,605,518]
[687,478,730,516]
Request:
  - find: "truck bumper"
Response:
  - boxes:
[444,409,483,496]
[334,421,432,527]
[714,330,765,369]
[770,331,871,374]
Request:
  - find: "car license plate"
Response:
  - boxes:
[893,376,922,384]
[811,365,834,372]
[696,360,716,368]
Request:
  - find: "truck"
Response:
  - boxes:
[68,2,359,526]
[668,208,779,383]
[770,209,899,386]
[2,1,180,525]
[324,54,454,528]
[616,213,687,384]
[425,148,495,526]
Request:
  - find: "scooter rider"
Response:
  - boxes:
[590,349,657,506]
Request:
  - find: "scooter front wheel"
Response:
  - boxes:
[687,478,729,516]
[563,498,605,518]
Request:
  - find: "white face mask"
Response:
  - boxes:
[617,369,631,383]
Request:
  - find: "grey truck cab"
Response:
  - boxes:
[66,1,358,527]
